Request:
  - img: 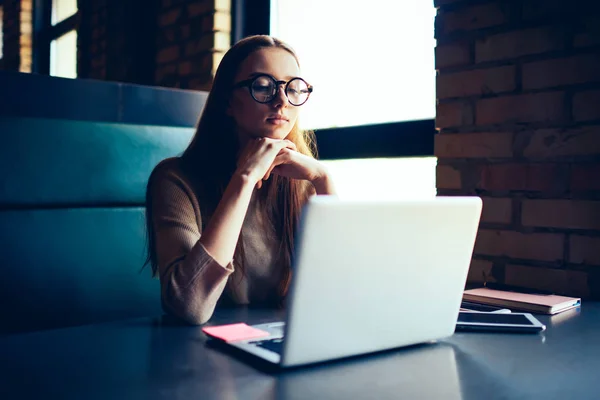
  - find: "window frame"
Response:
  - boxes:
[231,0,434,160]
[32,0,79,75]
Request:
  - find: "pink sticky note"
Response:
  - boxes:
[202,323,270,342]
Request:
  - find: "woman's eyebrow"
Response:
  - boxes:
[247,72,297,80]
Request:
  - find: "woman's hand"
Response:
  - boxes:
[235,138,297,189]
[263,148,337,195]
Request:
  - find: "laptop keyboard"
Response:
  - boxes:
[253,338,284,355]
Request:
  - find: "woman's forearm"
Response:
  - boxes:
[199,172,256,266]
[313,170,337,195]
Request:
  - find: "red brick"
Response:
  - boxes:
[157,45,180,64]
[573,90,600,122]
[202,14,215,32]
[574,16,600,48]
[155,64,177,83]
[522,54,600,90]
[522,199,600,230]
[571,164,600,191]
[435,42,470,69]
[523,126,600,158]
[570,235,600,265]
[178,61,193,76]
[441,3,507,34]
[158,27,177,45]
[474,229,565,261]
[505,264,589,298]
[479,163,568,192]
[180,24,191,40]
[178,55,219,76]
[437,65,516,99]
[436,164,462,189]
[188,2,212,17]
[185,36,213,56]
[92,28,103,40]
[467,259,495,284]
[435,132,513,158]
[187,76,212,91]
[476,27,566,63]
[436,102,473,129]
[481,197,513,224]
[159,8,181,27]
[91,55,106,69]
[476,92,565,125]
[521,0,565,21]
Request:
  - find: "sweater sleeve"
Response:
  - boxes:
[148,163,234,325]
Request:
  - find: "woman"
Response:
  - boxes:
[145,35,336,325]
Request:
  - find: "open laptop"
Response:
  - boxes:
[204,195,483,368]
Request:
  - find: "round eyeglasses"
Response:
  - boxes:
[232,74,313,106]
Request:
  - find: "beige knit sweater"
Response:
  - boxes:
[147,157,291,325]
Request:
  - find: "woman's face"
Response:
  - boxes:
[228,47,302,141]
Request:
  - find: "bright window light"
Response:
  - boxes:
[52,0,78,25]
[50,29,77,78]
[322,157,437,200]
[271,0,437,130]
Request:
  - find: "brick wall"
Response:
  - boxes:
[155,0,231,90]
[3,0,229,89]
[78,0,109,80]
[1,0,23,71]
[18,0,31,72]
[78,0,159,85]
[0,0,32,72]
[434,0,600,299]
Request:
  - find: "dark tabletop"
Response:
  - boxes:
[1,304,598,400]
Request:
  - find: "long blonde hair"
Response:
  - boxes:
[145,35,317,299]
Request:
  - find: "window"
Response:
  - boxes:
[51,0,77,25]
[33,0,79,78]
[324,157,437,200]
[50,0,77,78]
[50,27,76,78]
[270,0,437,130]
[270,0,438,199]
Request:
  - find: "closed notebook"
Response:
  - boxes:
[463,288,581,315]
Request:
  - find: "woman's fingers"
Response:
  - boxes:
[238,138,300,189]
[284,139,297,151]
[263,150,291,181]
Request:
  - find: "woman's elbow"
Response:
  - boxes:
[161,296,215,325]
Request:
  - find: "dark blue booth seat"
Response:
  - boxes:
[0,72,205,334]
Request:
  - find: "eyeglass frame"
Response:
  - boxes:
[231,74,314,106]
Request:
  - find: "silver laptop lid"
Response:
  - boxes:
[281,196,482,367]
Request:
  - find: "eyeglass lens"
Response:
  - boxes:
[250,76,310,105]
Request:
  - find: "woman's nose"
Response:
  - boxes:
[271,84,289,107]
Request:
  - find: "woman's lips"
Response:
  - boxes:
[266,116,288,125]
